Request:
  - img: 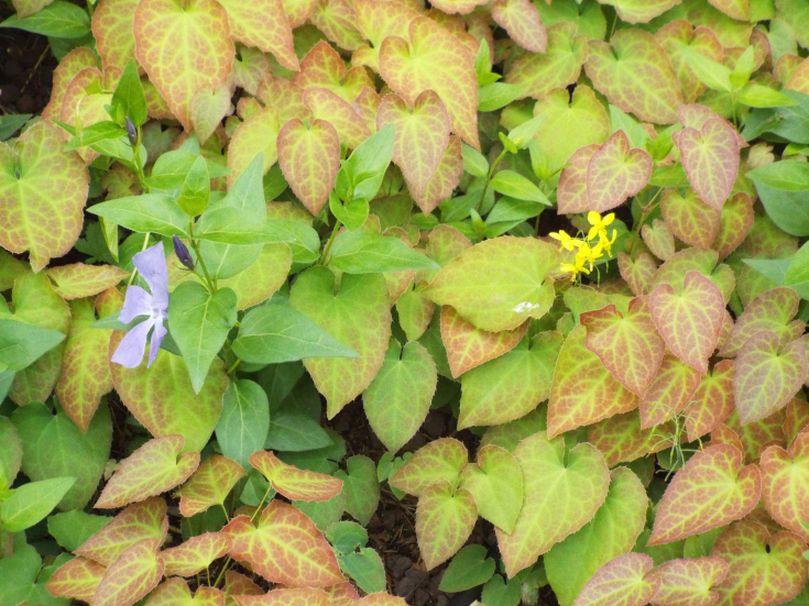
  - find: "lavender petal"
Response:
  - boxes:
[118,285,153,324]
[133,242,169,309]
[111,319,154,368]
[147,317,168,368]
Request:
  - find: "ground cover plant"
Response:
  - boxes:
[0,0,808,604]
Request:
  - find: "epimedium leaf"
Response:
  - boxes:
[216,0,297,70]
[389,438,468,497]
[133,0,234,131]
[585,28,684,124]
[572,553,658,606]
[415,484,477,570]
[88,194,188,238]
[288,268,391,419]
[223,500,344,588]
[491,0,546,53]
[11,402,111,511]
[648,271,726,374]
[733,331,808,424]
[684,359,736,442]
[46,556,106,603]
[760,429,809,541]
[545,467,648,606]
[303,87,371,149]
[710,520,808,605]
[327,229,439,274]
[335,454,380,526]
[232,300,357,365]
[92,0,138,79]
[215,379,270,469]
[585,130,652,213]
[250,450,342,502]
[0,120,88,271]
[424,236,557,333]
[459,332,561,429]
[0,476,75,532]
[215,243,292,310]
[496,432,610,578]
[438,544,495,593]
[143,577,226,605]
[660,188,721,250]
[641,219,676,262]
[377,91,451,211]
[277,118,340,217]
[597,0,680,23]
[92,539,164,606]
[581,298,665,398]
[587,412,674,468]
[673,108,741,211]
[362,339,437,453]
[159,531,230,577]
[459,444,524,534]
[648,444,760,546]
[719,286,802,357]
[95,435,200,509]
[227,107,280,188]
[0,417,21,488]
[650,248,735,304]
[168,282,237,394]
[547,325,639,439]
[110,335,229,452]
[45,263,127,300]
[647,556,729,606]
[379,16,479,148]
[176,454,245,518]
[656,19,724,104]
[638,355,702,429]
[55,299,114,432]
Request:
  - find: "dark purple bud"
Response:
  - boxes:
[172,236,194,270]
[125,117,138,146]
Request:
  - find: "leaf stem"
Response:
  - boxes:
[319,218,342,266]
[188,219,216,292]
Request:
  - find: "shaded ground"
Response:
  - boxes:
[0,9,55,116]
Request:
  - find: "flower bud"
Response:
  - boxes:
[172,236,194,270]
[125,117,138,146]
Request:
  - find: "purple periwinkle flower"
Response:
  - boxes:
[125,116,138,146]
[111,242,169,369]
[172,235,194,270]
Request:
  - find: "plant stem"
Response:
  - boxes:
[319,218,342,266]
[478,148,508,213]
[188,219,216,292]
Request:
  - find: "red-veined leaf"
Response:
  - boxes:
[415,484,477,569]
[217,0,297,71]
[46,556,106,602]
[572,553,657,606]
[491,0,546,53]
[95,436,200,509]
[639,355,702,429]
[91,0,137,74]
[707,0,750,20]
[760,428,809,540]
[648,556,729,606]
[303,87,370,148]
[656,19,724,103]
[389,438,468,497]
[684,359,736,442]
[648,444,760,545]
[586,131,652,213]
[460,444,524,534]
[641,219,675,261]
[660,188,721,250]
[581,298,665,398]
[720,287,802,357]
[249,450,343,501]
[714,192,754,259]
[144,577,225,605]
[599,0,681,24]
[222,501,344,587]
[309,0,364,52]
[588,412,675,467]
[176,454,245,517]
[159,531,230,577]
[46,263,127,300]
[92,539,164,606]
[227,106,280,187]
[617,252,658,297]
[648,271,726,374]
[232,588,331,606]
[556,144,600,214]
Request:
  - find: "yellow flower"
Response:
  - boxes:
[600,227,618,255]
[549,229,582,252]
[560,249,592,282]
[586,211,615,243]
[577,240,602,271]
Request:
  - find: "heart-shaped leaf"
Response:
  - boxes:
[223,501,344,588]
[545,467,648,606]
[415,484,477,570]
[647,556,729,606]
[159,531,230,577]
[648,271,726,374]
[390,438,468,497]
[684,359,735,441]
[46,556,106,602]
[92,539,164,606]
[217,0,297,70]
[45,264,127,300]
[363,340,437,452]
[425,236,557,333]
[710,520,807,605]
[548,325,639,438]
[734,332,808,424]
[134,0,233,130]
[639,356,702,429]
[572,553,657,606]
[588,412,674,467]
[226,107,280,187]
[601,0,680,23]
[660,188,721,250]
[143,578,225,605]
[585,29,683,124]
[0,121,88,271]
[491,0,546,53]
[176,454,245,517]
[277,118,341,217]
[250,450,343,502]
[496,432,610,577]
[760,428,809,540]
[581,298,665,398]
[289,268,391,418]
[95,436,200,509]
[460,444,524,534]
[648,444,760,545]
[720,287,802,357]
[586,131,652,213]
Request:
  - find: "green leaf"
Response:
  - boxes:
[265,411,333,452]
[337,549,387,594]
[0,114,31,141]
[1,477,76,532]
[0,417,21,488]
[11,403,111,510]
[328,230,439,274]
[545,467,648,606]
[232,300,357,365]
[110,59,148,127]
[0,1,90,38]
[193,206,271,244]
[88,194,188,237]
[461,143,489,178]
[0,544,40,606]
[0,318,65,372]
[47,510,112,552]
[335,455,380,526]
[490,170,551,205]
[216,379,270,468]
[460,444,524,534]
[336,124,395,204]
[748,161,809,236]
[176,155,210,216]
[168,282,237,393]
[326,520,368,553]
[363,340,437,452]
[439,545,496,593]
[64,121,126,151]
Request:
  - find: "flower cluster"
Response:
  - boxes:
[549,211,618,282]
